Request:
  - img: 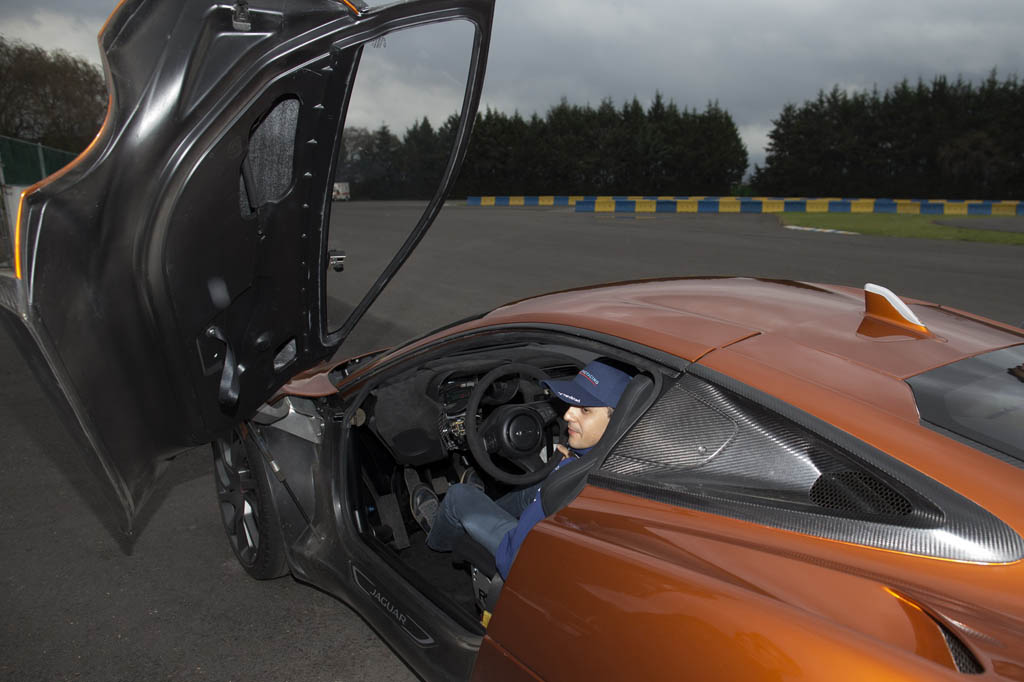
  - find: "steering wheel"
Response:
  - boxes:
[464,363,563,485]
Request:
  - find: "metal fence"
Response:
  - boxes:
[0,135,76,185]
[0,135,77,268]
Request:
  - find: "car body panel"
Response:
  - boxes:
[0,0,494,528]
[480,484,1024,681]
[343,279,768,374]
[707,332,923,422]
[339,278,1024,404]
[481,278,1024,378]
[697,344,1024,513]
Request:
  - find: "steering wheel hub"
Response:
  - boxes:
[505,411,542,454]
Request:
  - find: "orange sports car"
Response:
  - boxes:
[1,0,1023,680]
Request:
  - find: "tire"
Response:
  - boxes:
[212,428,289,579]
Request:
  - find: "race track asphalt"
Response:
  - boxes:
[2,202,1022,681]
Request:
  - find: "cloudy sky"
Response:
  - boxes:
[2,0,1023,172]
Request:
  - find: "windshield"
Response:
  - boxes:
[907,345,1024,461]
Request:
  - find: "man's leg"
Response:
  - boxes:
[427,483,518,556]
[494,485,538,519]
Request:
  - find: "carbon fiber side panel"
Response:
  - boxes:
[594,373,1024,563]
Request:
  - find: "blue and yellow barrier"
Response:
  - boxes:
[465,196,1024,216]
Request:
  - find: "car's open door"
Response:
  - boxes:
[0,0,494,530]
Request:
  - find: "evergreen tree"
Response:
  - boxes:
[753,72,1023,199]
[343,93,749,198]
[0,37,107,152]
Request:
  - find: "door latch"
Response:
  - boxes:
[206,325,242,409]
[232,1,251,31]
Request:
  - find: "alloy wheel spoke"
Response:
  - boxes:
[213,429,265,567]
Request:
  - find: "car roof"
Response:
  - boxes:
[480,277,1023,374]
[318,276,1022,425]
[460,277,1023,419]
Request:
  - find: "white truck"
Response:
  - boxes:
[332,182,351,201]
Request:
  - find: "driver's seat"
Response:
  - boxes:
[539,373,656,516]
[452,533,503,625]
[454,372,657,625]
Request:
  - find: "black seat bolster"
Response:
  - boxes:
[540,374,655,517]
[452,533,498,576]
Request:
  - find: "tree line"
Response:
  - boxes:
[4,34,1019,200]
[339,94,749,199]
[456,95,748,197]
[0,37,107,154]
[751,72,1023,199]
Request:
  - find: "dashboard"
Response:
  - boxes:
[366,352,581,467]
[432,363,578,455]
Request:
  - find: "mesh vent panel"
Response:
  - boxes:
[809,471,913,517]
[939,624,983,674]
[239,97,299,216]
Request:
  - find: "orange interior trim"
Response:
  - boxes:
[14,192,24,279]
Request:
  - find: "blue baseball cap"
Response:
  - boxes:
[542,361,631,408]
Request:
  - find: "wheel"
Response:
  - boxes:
[212,427,289,579]
[464,363,562,485]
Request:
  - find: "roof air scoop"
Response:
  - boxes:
[861,283,933,338]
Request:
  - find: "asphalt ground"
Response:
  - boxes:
[2,203,1022,681]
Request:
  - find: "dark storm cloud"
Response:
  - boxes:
[0,0,111,22]
[477,0,1024,167]
[3,0,1023,169]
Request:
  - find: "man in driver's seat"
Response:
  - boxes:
[410,360,631,579]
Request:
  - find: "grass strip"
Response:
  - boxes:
[779,212,1024,245]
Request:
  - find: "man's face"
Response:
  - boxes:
[563,405,612,450]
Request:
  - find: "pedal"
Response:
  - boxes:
[371,524,394,544]
[376,492,409,550]
[403,466,422,494]
[431,475,449,495]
